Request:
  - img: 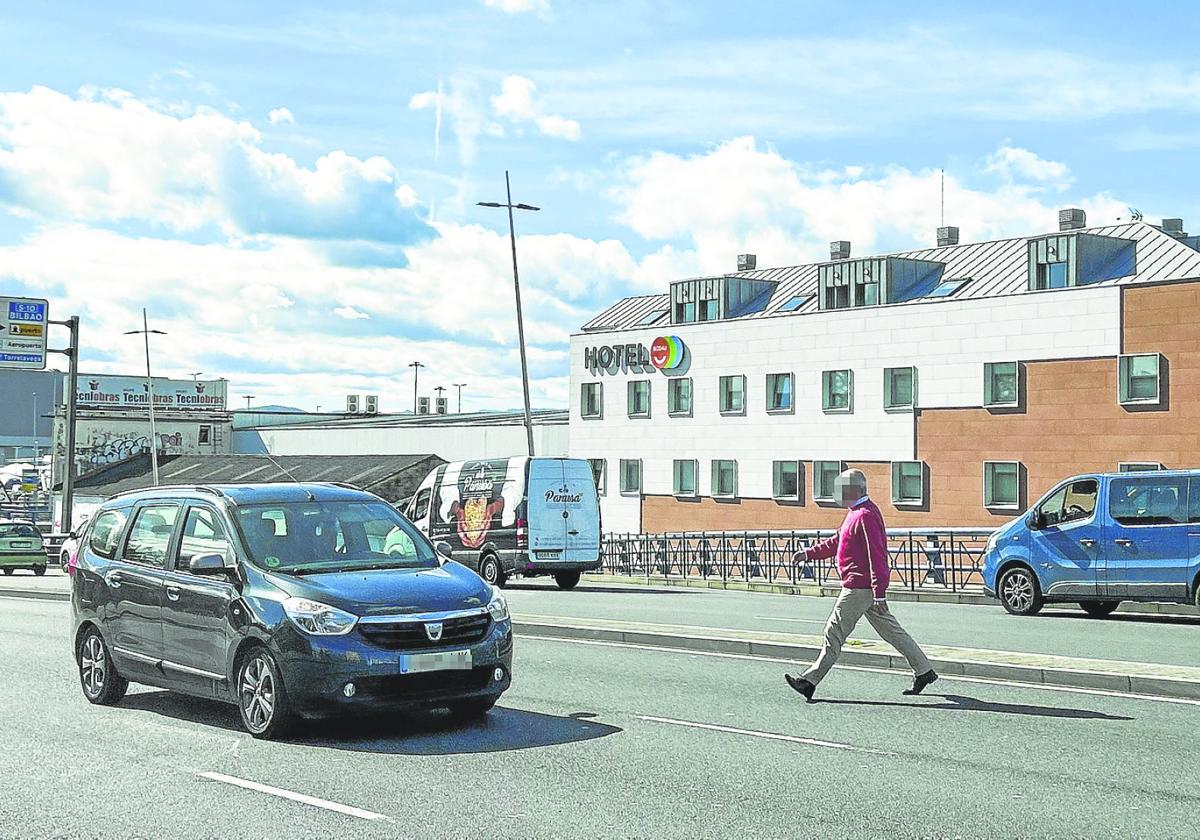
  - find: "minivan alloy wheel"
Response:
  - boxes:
[81,635,106,698]
[999,566,1043,616]
[239,655,276,733]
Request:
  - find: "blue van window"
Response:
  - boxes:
[1038,479,1097,527]
[1109,477,1188,526]
[1190,478,1200,524]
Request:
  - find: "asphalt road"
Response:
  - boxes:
[3,596,1199,839]
[504,581,1200,666]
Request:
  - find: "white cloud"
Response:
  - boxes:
[334,305,369,320]
[984,143,1071,189]
[0,86,431,243]
[483,0,551,19]
[489,75,580,141]
[267,107,295,125]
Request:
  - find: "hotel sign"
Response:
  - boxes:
[584,336,687,374]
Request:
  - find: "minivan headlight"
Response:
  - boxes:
[282,597,358,636]
[487,587,510,623]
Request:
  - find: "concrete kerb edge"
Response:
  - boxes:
[0,588,69,603]
[513,620,1200,700]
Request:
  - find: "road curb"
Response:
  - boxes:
[513,619,1200,701]
[0,587,68,602]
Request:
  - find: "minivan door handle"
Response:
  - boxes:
[1114,538,1133,548]
[105,571,123,589]
[165,585,181,602]
[1078,538,1095,548]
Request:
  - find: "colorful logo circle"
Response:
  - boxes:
[650,336,685,370]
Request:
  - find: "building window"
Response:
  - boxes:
[638,308,668,326]
[984,461,1021,509]
[1035,262,1069,290]
[719,375,746,415]
[673,459,697,497]
[1119,462,1163,472]
[668,378,693,416]
[891,461,924,505]
[778,294,811,312]
[884,367,916,411]
[926,278,971,298]
[675,300,696,323]
[619,459,642,495]
[773,461,802,501]
[627,380,651,418]
[587,459,607,495]
[1118,353,1163,405]
[699,298,719,321]
[581,382,603,419]
[198,425,212,445]
[766,373,794,413]
[814,461,843,502]
[822,370,853,413]
[983,362,1019,407]
[711,460,738,498]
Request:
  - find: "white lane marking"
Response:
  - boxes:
[198,772,387,821]
[638,715,897,756]
[523,635,1200,707]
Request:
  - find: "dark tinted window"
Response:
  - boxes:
[88,510,128,559]
[177,507,231,569]
[1109,477,1188,526]
[1038,479,1098,527]
[0,523,40,538]
[124,505,180,568]
[410,488,432,521]
[1190,478,1200,524]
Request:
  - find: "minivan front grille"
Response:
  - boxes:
[358,613,492,650]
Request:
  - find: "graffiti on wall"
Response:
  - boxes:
[75,429,188,470]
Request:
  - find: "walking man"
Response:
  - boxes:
[785,468,938,702]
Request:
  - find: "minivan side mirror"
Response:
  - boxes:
[435,541,453,560]
[1026,510,1043,530]
[189,553,229,575]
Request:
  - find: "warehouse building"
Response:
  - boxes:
[570,212,1200,533]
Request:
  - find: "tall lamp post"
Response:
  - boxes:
[478,171,537,457]
[453,383,467,414]
[123,309,166,487]
[31,391,38,466]
[408,361,424,414]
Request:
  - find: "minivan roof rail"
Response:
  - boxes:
[103,484,228,502]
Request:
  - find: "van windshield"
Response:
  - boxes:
[233,501,437,574]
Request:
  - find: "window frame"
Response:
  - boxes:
[88,509,130,560]
[580,382,603,419]
[409,487,433,520]
[883,366,917,411]
[1109,475,1189,528]
[711,459,738,499]
[821,369,854,414]
[772,460,803,502]
[926,278,971,298]
[765,372,795,414]
[983,461,1021,510]
[618,459,642,495]
[891,461,925,506]
[667,377,693,417]
[1118,353,1163,406]
[587,458,607,496]
[718,374,746,416]
[983,362,1020,408]
[672,459,698,497]
[121,503,182,569]
[627,379,651,419]
[699,298,719,321]
[174,504,233,573]
[198,424,212,445]
[1035,261,1069,290]
[1118,462,1163,473]
[638,308,668,326]
[777,294,811,313]
[813,460,844,503]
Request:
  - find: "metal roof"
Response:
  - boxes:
[580,222,1200,333]
[256,407,569,431]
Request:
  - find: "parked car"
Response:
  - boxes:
[0,519,46,576]
[59,518,90,575]
[405,457,602,590]
[71,482,513,739]
[982,469,1200,616]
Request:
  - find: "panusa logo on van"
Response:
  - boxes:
[650,336,685,370]
[545,489,583,504]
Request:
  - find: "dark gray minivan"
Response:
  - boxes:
[72,483,513,738]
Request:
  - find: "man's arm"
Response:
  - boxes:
[801,531,840,562]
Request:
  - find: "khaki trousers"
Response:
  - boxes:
[802,588,933,685]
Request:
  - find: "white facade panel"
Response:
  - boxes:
[258,423,569,463]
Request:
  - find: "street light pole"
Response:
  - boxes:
[124,309,166,487]
[244,395,255,410]
[31,392,38,466]
[453,383,466,414]
[408,361,424,414]
[478,171,538,457]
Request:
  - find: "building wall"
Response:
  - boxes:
[570,285,1122,533]
[51,411,232,480]
[630,280,1200,533]
[254,423,570,462]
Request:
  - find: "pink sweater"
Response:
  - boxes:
[806,498,890,598]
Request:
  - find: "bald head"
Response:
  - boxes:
[834,468,867,507]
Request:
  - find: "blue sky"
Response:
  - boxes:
[2,1,1199,411]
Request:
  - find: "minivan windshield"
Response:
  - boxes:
[233,501,437,574]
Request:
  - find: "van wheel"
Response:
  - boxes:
[1,568,12,576]
[554,570,582,591]
[236,648,294,740]
[998,566,1043,616]
[478,554,502,587]
[78,628,128,706]
[1080,600,1120,618]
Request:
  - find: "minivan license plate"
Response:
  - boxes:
[399,649,472,674]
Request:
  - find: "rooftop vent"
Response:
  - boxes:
[1058,208,1086,231]
[937,226,960,247]
[1161,218,1188,238]
[737,253,757,271]
[830,240,851,261]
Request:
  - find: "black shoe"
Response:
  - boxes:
[785,673,816,702]
[903,669,939,696]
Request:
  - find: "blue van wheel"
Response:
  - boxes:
[998,566,1044,616]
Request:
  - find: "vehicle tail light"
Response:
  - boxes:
[516,518,528,548]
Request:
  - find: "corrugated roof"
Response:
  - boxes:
[259,408,569,431]
[580,222,1200,333]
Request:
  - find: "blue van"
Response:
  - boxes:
[983,470,1200,616]
[406,457,602,590]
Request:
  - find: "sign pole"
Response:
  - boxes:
[61,317,79,534]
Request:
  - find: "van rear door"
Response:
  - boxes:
[561,459,601,564]
[527,459,566,562]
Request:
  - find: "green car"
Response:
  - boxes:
[0,521,46,576]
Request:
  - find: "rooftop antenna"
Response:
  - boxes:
[260,451,315,501]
